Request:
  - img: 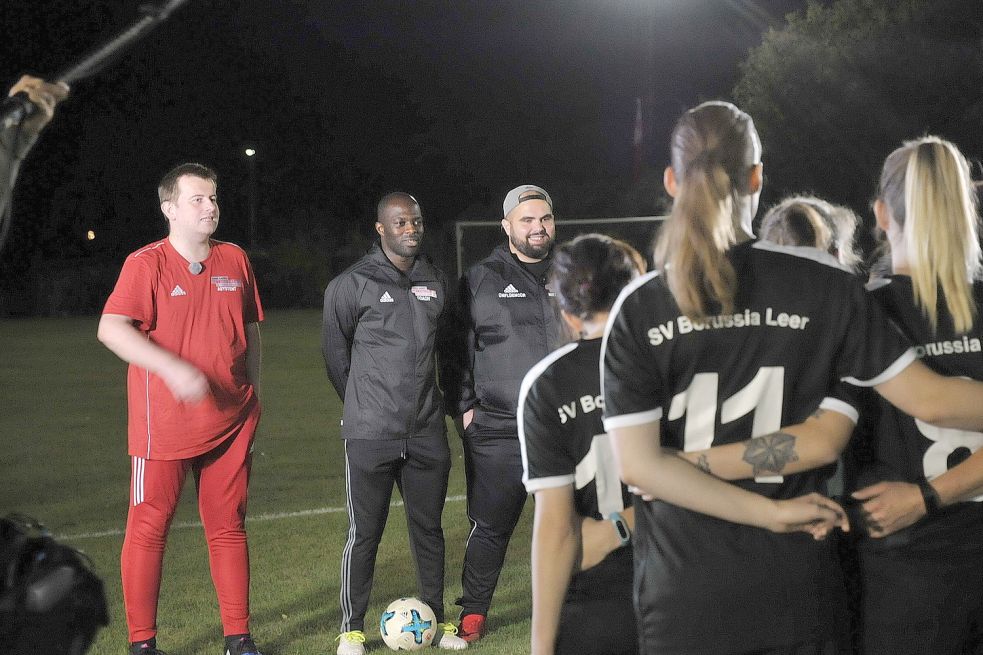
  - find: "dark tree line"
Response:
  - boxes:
[734,0,983,252]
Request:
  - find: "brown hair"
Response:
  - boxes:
[551,233,645,319]
[653,101,760,320]
[760,195,862,272]
[158,163,217,204]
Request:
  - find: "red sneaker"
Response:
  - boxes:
[458,613,486,643]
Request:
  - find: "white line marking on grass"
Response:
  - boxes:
[58,494,468,542]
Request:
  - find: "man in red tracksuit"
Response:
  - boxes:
[98,162,264,655]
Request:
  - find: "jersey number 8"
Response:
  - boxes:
[914,418,983,502]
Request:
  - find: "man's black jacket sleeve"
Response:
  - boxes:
[437,273,477,417]
[322,274,358,401]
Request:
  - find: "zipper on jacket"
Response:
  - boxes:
[406,280,420,436]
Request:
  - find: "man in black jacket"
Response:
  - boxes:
[322,192,467,655]
[441,185,561,642]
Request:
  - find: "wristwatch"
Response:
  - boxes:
[608,512,631,546]
[916,476,942,516]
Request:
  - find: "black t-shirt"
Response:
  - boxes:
[850,276,983,548]
[518,254,552,286]
[520,338,633,518]
[519,337,634,597]
[601,240,912,653]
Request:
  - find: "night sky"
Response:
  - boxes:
[0,0,819,311]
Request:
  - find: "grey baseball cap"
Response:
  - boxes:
[502,184,553,218]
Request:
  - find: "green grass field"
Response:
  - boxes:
[0,310,534,655]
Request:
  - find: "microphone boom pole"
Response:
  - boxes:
[1,0,192,129]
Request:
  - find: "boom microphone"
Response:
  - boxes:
[0,93,35,131]
[0,0,192,255]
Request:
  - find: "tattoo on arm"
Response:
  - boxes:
[742,432,799,477]
[811,408,826,419]
[696,453,711,474]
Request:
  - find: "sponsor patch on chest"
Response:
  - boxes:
[499,283,527,298]
[411,285,437,301]
[210,276,243,292]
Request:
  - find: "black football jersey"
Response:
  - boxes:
[600,240,913,654]
[519,338,632,520]
[856,277,983,517]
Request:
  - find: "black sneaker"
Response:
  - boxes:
[225,636,263,655]
[129,641,168,655]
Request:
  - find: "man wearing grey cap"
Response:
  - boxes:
[440,185,562,642]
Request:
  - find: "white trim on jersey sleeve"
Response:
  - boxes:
[752,240,852,272]
[599,269,660,402]
[524,473,576,494]
[518,341,580,487]
[602,406,663,432]
[601,270,660,347]
[132,240,167,258]
[819,397,859,424]
[842,348,917,387]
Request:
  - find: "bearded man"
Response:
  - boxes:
[439,185,562,642]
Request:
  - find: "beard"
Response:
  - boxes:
[511,230,552,260]
[386,234,422,259]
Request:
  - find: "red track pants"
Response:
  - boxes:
[121,410,258,642]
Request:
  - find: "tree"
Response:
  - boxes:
[734,0,983,239]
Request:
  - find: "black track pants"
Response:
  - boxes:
[338,436,451,631]
[458,430,527,617]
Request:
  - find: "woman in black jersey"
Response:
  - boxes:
[519,234,645,655]
[601,101,983,655]
[519,234,840,655]
[848,137,983,655]
[759,195,862,273]
[523,227,864,655]
[686,195,866,486]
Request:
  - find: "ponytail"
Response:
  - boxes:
[655,101,760,320]
[655,162,737,319]
[881,137,982,333]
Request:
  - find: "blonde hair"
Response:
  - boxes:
[760,195,862,272]
[878,136,982,333]
[654,101,760,320]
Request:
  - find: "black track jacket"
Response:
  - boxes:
[440,244,561,436]
[322,242,448,440]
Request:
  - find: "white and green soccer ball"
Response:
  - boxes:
[379,597,437,651]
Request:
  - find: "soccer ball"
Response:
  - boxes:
[379,597,437,651]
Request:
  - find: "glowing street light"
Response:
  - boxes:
[244,146,257,247]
